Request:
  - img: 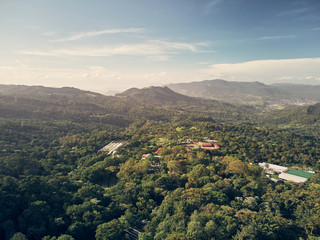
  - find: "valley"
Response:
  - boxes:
[1,82,320,240]
[3,0,320,239]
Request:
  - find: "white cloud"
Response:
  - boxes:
[277,7,312,17]
[42,31,56,37]
[203,58,320,84]
[52,28,143,42]
[0,65,182,93]
[147,55,171,61]
[259,35,297,40]
[18,40,209,60]
[197,61,211,65]
[3,58,319,94]
[239,35,297,42]
[150,40,199,52]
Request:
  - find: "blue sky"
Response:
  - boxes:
[1,0,320,93]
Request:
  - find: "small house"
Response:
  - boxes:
[142,154,152,159]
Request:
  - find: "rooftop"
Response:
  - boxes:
[286,169,314,179]
[258,163,289,172]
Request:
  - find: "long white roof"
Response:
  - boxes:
[258,162,289,172]
[279,173,308,183]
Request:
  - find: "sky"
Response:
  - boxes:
[1,0,320,93]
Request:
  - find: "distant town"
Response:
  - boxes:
[99,139,316,184]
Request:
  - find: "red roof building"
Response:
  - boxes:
[205,139,218,143]
[142,154,151,159]
[154,148,162,154]
[202,147,216,150]
[201,142,212,147]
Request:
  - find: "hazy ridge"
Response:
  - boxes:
[167,79,320,107]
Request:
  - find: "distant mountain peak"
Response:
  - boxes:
[0,84,102,97]
[116,86,192,104]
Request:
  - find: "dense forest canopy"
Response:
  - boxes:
[1,84,320,240]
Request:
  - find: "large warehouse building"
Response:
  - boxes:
[259,162,315,183]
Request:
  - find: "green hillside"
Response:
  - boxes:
[257,103,320,135]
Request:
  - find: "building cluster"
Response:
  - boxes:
[179,138,220,151]
[140,138,221,173]
[141,148,162,172]
[259,162,315,183]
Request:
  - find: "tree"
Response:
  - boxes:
[165,232,189,240]
[226,160,248,175]
[187,220,206,239]
[57,235,74,240]
[95,219,124,240]
[10,232,27,240]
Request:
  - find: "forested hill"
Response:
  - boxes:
[0,85,100,97]
[0,84,133,127]
[0,84,253,125]
[167,79,320,106]
[117,85,255,121]
[117,86,193,104]
[258,103,320,135]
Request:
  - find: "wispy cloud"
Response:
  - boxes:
[2,58,320,93]
[276,3,320,21]
[150,40,206,52]
[277,7,312,17]
[197,61,211,65]
[18,40,211,60]
[258,35,297,40]
[42,31,56,37]
[206,0,223,9]
[239,34,297,43]
[203,0,224,14]
[203,58,320,84]
[51,28,143,42]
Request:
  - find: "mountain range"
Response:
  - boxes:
[166,79,320,107]
[0,84,252,127]
[2,81,320,135]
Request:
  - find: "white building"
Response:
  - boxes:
[279,173,308,183]
[258,162,288,173]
